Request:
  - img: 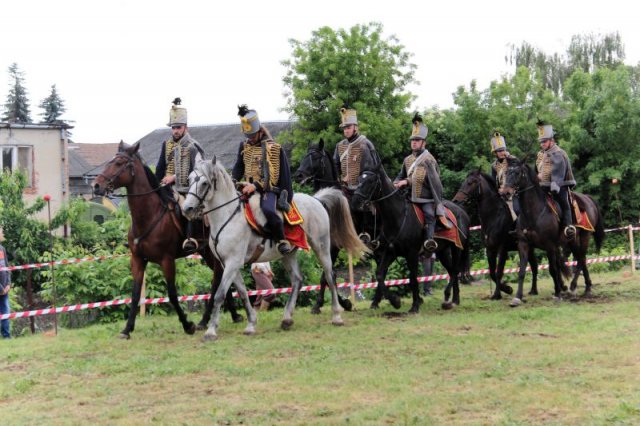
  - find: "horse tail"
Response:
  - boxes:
[314,188,370,259]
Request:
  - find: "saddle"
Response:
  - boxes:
[168,201,210,249]
[243,195,310,251]
[545,193,594,232]
[412,205,464,249]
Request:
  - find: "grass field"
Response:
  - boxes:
[1,269,640,425]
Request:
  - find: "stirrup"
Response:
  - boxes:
[277,240,294,255]
[423,239,438,252]
[182,238,198,252]
[358,232,372,245]
[564,225,576,240]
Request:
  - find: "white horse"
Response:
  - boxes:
[183,158,367,341]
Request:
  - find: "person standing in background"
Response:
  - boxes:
[0,226,12,339]
[251,262,276,311]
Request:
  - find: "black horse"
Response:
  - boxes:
[294,139,386,313]
[502,159,605,305]
[351,163,471,311]
[453,170,539,299]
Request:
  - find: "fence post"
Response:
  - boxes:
[348,253,356,302]
[629,224,635,274]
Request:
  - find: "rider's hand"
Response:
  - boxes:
[394,179,408,189]
[161,175,176,186]
[242,183,256,195]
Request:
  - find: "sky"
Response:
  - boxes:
[1,0,638,144]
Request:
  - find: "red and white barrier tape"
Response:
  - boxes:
[3,254,636,321]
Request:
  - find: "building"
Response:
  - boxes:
[0,122,73,222]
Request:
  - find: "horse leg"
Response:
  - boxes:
[578,235,593,296]
[228,270,257,336]
[161,258,196,335]
[496,247,513,295]
[119,255,147,339]
[439,248,459,309]
[203,263,241,342]
[547,249,563,300]
[528,252,539,296]
[375,253,401,310]
[315,244,344,325]
[510,242,529,307]
[407,255,422,314]
[198,254,242,329]
[311,274,327,315]
[487,248,502,300]
[281,254,304,330]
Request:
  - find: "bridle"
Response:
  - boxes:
[95,151,165,197]
[300,148,337,185]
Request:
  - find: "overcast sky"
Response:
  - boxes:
[2,0,638,144]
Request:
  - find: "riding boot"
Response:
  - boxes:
[182,221,198,253]
[423,221,437,252]
[562,207,576,240]
[272,222,293,255]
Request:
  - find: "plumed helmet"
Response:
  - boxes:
[238,104,261,137]
[339,105,358,128]
[409,112,428,141]
[537,121,554,141]
[168,97,187,127]
[490,131,507,152]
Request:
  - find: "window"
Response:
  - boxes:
[1,145,33,186]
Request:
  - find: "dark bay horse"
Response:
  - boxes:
[453,170,539,299]
[502,159,604,305]
[351,164,471,312]
[93,141,239,339]
[294,139,386,312]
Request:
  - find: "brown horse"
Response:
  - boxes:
[93,141,239,339]
[502,159,605,305]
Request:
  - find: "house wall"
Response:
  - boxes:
[0,125,70,224]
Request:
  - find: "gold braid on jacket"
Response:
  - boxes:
[242,142,281,188]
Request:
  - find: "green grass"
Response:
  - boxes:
[2,270,640,425]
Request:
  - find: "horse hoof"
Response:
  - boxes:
[232,314,244,324]
[196,323,207,331]
[370,302,380,310]
[310,306,321,315]
[202,333,219,342]
[389,295,402,310]
[502,285,513,295]
[117,333,130,340]
[281,319,294,330]
[243,327,256,336]
[528,291,538,296]
[490,294,502,301]
[408,307,419,314]
[332,318,345,326]
[184,322,196,335]
[509,298,523,307]
[441,302,453,310]
[339,299,353,312]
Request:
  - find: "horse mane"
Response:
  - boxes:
[478,171,498,192]
[211,161,237,194]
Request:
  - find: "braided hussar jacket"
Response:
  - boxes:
[491,153,518,192]
[231,128,293,202]
[535,144,576,191]
[406,150,445,215]
[155,133,204,194]
[333,134,380,190]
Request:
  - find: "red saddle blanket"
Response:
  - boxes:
[413,205,463,249]
[545,195,594,232]
[244,200,310,251]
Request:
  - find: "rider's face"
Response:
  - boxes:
[410,138,425,152]
[171,125,186,140]
[342,124,357,139]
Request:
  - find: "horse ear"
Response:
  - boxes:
[319,138,325,150]
[131,141,140,154]
[118,140,125,152]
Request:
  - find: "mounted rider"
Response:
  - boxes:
[155,97,204,252]
[232,105,294,255]
[490,131,519,221]
[393,113,447,253]
[535,121,577,240]
[333,105,381,243]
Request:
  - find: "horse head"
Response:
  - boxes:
[182,158,216,220]
[293,139,334,186]
[502,158,536,197]
[453,169,483,206]
[93,141,141,195]
[351,164,385,212]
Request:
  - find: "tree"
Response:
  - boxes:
[39,84,66,123]
[281,22,416,171]
[2,63,31,123]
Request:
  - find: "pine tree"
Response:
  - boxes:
[39,84,66,123]
[2,63,32,123]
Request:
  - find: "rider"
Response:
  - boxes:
[333,105,381,243]
[232,105,294,255]
[535,121,577,240]
[155,97,204,252]
[490,131,519,221]
[393,113,446,253]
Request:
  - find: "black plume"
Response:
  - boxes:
[238,104,250,117]
[172,97,182,106]
[412,112,423,124]
[536,118,545,127]
[341,103,351,110]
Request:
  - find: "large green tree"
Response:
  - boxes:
[2,63,32,123]
[281,22,416,172]
[39,84,66,123]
